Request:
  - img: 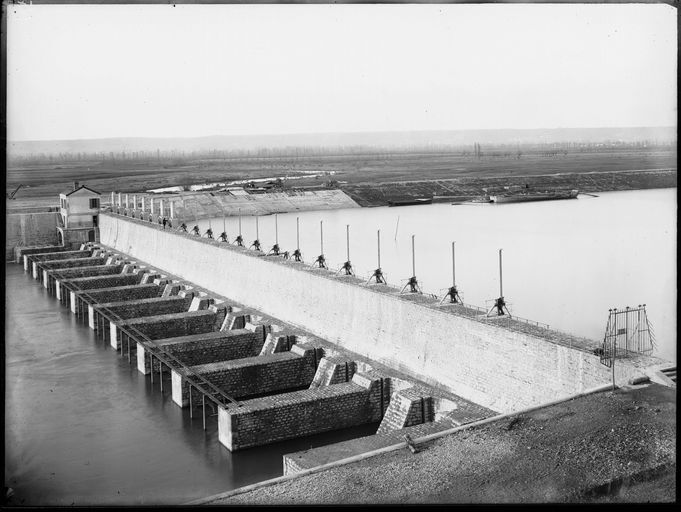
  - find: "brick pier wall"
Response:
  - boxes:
[218,371,385,451]
[172,343,318,406]
[137,329,263,374]
[25,249,92,267]
[95,295,192,320]
[40,257,107,270]
[61,272,143,291]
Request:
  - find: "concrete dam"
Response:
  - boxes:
[15,211,671,463]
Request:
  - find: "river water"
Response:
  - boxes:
[196,188,676,363]
[3,265,377,505]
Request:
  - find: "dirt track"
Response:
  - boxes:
[202,383,675,504]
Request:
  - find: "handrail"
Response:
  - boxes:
[51,266,240,410]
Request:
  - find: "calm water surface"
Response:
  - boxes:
[4,265,377,505]
[197,188,676,363]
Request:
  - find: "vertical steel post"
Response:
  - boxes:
[189,385,193,418]
[238,209,242,237]
[150,354,153,384]
[452,241,456,287]
[202,395,206,430]
[499,249,504,297]
[275,214,279,245]
[411,235,416,277]
[296,217,300,250]
[223,215,226,234]
[346,225,350,261]
[320,220,324,254]
[159,362,163,393]
[377,230,381,267]
[255,216,259,240]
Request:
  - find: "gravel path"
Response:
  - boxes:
[201,383,675,504]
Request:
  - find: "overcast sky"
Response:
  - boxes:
[6,3,677,142]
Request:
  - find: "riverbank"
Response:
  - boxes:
[195,382,676,504]
[341,168,677,206]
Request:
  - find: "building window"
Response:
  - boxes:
[89,198,100,209]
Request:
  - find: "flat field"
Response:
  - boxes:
[5,148,676,206]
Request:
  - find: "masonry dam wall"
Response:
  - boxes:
[5,211,59,260]
[98,213,645,413]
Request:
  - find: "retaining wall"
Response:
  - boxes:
[218,372,385,451]
[94,296,192,320]
[6,212,59,260]
[99,214,652,413]
[193,344,316,398]
[137,329,263,374]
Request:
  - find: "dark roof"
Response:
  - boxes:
[61,185,101,197]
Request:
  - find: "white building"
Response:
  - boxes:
[57,182,101,246]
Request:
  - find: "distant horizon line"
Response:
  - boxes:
[8,125,677,144]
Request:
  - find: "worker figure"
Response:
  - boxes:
[179,222,188,233]
[314,254,327,269]
[162,217,167,230]
[292,249,302,262]
[234,235,244,247]
[444,285,461,304]
[250,239,261,251]
[191,225,200,236]
[282,251,290,260]
[268,243,280,256]
[204,228,214,239]
[340,260,354,276]
[367,268,386,285]
[403,276,421,294]
[218,232,228,242]
[494,296,506,315]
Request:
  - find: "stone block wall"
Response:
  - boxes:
[376,388,435,434]
[6,213,59,260]
[118,310,217,340]
[40,257,106,270]
[309,356,358,388]
[197,347,317,398]
[25,249,91,266]
[46,264,122,280]
[64,272,143,290]
[218,371,384,451]
[16,245,66,264]
[138,329,263,374]
[81,283,162,304]
[95,296,192,320]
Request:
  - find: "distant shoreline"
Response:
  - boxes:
[340,168,677,207]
